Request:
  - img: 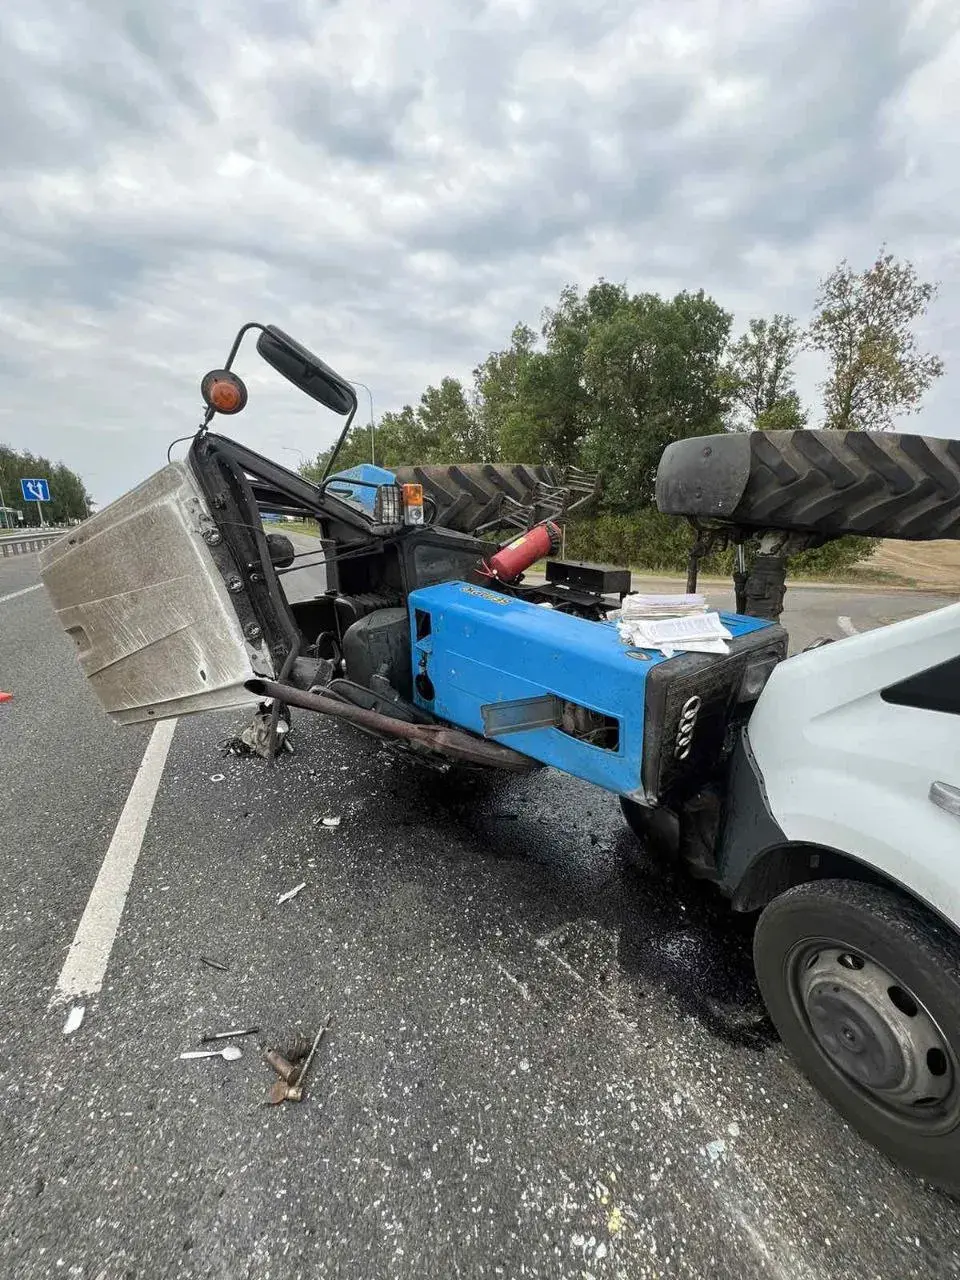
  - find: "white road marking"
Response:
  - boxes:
[51,718,177,1005]
[0,583,42,605]
[837,615,859,636]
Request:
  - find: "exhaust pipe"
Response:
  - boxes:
[245,678,538,773]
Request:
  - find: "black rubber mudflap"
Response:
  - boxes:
[657,430,960,541]
[393,463,559,535]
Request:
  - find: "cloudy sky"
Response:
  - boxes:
[1,0,958,505]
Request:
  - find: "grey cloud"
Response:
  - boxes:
[280,77,421,162]
[2,240,146,309]
[0,5,213,173]
[403,0,940,271]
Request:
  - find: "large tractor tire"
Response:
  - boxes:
[657,430,960,541]
[393,463,560,535]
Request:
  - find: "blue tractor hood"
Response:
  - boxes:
[326,463,398,517]
[407,580,784,800]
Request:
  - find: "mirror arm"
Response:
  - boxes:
[320,401,359,482]
[223,322,266,372]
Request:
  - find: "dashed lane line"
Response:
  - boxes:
[0,584,42,605]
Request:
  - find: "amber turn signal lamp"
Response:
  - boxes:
[402,483,425,526]
[201,369,248,415]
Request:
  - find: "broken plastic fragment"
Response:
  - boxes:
[277,882,307,906]
[62,1004,85,1035]
[321,816,341,828]
[285,1014,333,1102]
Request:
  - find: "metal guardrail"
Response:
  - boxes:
[0,529,65,557]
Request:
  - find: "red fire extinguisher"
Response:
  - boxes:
[485,521,561,582]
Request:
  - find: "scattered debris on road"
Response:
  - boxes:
[314,814,341,828]
[201,1027,260,1043]
[278,1033,311,1062]
[180,1046,243,1062]
[62,1004,85,1035]
[224,701,293,759]
[277,881,307,906]
[264,1014,332,1104]
[264,1049,300,1083]
[199,955,230,972]
[285,1014,331,1102]
[267,1078,291,1105]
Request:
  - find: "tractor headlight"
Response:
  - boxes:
[739,651,781,703]
[373,483,403,527]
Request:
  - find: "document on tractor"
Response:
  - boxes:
[616,609,732,657]
[619,593,707,620]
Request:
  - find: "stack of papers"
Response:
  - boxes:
[616,600,731,657]
[619,593,707,620]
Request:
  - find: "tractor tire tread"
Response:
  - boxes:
[736,431,960,540]
[393,463,561,535]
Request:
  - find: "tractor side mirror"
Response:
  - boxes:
[256,325,357,416]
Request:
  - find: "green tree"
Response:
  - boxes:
[473,314,588,467]
[576,286,732,507]
[367,405,418,466]
[473,281,732,504]
[415,378,482,459]
[722,315,806,431]
[472,323,537,462]
[752,393,806,432]
[809,249,944,431]
[302,378,481,480]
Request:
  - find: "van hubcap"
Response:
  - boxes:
[791,944,956,1123]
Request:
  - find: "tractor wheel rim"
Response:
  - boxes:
[788,940,959,1130]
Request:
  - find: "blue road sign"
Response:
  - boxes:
[20,478,50,503]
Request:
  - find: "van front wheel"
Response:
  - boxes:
[754,878,960,1196]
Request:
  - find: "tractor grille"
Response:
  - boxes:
[641,624,788,800]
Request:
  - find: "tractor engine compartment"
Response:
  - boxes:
[405,579,786,799]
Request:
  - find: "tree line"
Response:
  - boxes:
[0,446,92,527]
[302,250,943,570]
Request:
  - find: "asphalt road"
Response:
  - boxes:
[2,552,960,1280]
